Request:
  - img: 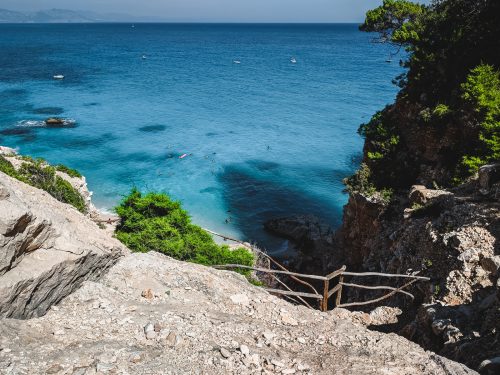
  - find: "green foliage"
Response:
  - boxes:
[359,0,425,46]
[343,163,393,204]
[17,161,86,212]
[0,156,86,212]
[433,104,451,118]
[411,202,424,210]
[359,0,500,187]
[55,164,82,178]
[459,65,500,174]
[358,109,404,187]
[0,155,20,179]
[115,189,255,274]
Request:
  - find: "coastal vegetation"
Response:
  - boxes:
[0,155,86,212]
[114,188,255,275]
[352,0,500,192]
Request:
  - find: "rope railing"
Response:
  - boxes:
[206,228,430,312]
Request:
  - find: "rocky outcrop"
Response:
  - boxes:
[0,171,126,319]
[336,180,500,371]
[0,251,477,374]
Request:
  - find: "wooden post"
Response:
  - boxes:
[335,275,344,307]
[322,279,329,312]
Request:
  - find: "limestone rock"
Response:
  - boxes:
[0,172,126,319]
[409,185,453,206]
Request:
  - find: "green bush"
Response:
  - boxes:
[343,163,393,204]
[0,156,21,179]
[359,0,500,187]
[55,164,82,178]
[1,156,86,212]
[115,189,255,274]
[459,64,500,174]
[17,161,86,213]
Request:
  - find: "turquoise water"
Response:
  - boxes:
[0,24,402,254]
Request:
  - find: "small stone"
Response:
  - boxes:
[96,362,114,373]
[220,347,231,358]
[263,331,275,340]
[146,330,157,340]
[144,322,154,333]
[249,354,260,365]
[129,353,142,364]
[481,256,500,274]
[271,360,285,368]
[282,369,296,374]
[230,293,250,306]
[46,364,63,374]
[186,331,195,338]
[239,344,250,356]
[141,289,154,300]
[154,322,162,332]
[297,337,306,344]
[165,331,180,347]
[280,313,298,326]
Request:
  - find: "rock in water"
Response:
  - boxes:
[45,118,65,125]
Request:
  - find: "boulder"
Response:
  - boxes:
[480,256,500,275]
[478,164,500,195]
[0,171,126,319]
[409,185,453,206]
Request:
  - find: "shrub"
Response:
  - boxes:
[55,164,82,178]
[0,155,21,179]
[459,64,500,174]
[433,104,451,118]
[17,161,86,213]
[1,156,86,212]
[115,189,255,274]
[343,163,393,204]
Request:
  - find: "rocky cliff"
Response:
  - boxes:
[337,166,500,373]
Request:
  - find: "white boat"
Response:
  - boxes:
[233,60,241,64]
[290,57,297,64]
[141,55,147,60]
[53,75,64,80]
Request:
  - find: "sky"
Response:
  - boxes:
[0,0,431,23]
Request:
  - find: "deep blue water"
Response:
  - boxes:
[0,23,402,254]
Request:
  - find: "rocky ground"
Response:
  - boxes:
[0,252,477,375]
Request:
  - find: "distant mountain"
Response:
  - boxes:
[0,8,165,23]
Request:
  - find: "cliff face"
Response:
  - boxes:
[336,165,500,371]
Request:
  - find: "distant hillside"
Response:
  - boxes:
[0,8,164,23]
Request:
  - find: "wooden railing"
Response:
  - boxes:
[206,229,430,312]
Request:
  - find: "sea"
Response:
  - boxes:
[0,23,403,255]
